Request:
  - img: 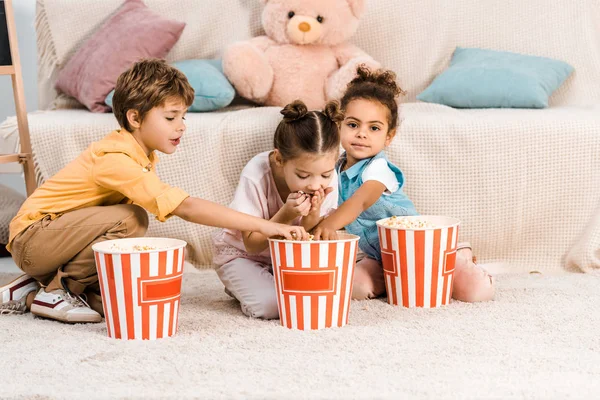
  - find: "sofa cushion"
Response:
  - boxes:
[0,184,25,245]
[18,104,600,273]
[105,60,235,112]
[417,47,574,108]
[54,0,185,112]
[38,0,600,109]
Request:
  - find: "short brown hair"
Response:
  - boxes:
[112,58,194,132]
[341,65,406,131]
[274,100,344,161]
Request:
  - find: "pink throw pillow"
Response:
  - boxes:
[55,0,185,112]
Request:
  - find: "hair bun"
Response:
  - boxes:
[323,100,344,124]
[354,64,406,97]
[281,100,309,122]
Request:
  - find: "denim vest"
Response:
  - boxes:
[337,151,418,261]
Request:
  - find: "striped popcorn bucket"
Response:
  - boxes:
[92,238,186,340]
[376,216,460,308]
[268,233,359,330]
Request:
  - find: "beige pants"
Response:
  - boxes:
[10,205,148,295]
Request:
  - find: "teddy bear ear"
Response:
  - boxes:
[346,0,366,18]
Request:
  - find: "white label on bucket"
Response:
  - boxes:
[148,251,159,341]
[97,254,114,338]
[166,249,174,275]
[162,303,170,339]
[112,255,128,339]
[386,229,397,304]
[130,252,142,339]
[289,295,298,330]
[318,295,327,330]
[423,230,434,308]
[405,231,416,308]
[437,229,448,307]
[178,248,185,273]
[318,242,329,330]
[172,300,179,335]
[330,243,343,326]
[342,240,356,325]
[303,296,311,329]
[149,305,157,341]
[271,244,287,328]
[301,243,310,269]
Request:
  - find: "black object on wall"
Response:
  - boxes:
[0,0,12,66]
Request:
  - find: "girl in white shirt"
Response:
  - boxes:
[212,100,343,319]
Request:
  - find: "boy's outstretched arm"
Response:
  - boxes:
[312,181,386,240]
[241,204,301,255]
[172,197,308,241]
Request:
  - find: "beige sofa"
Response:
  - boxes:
[4,0,600,273]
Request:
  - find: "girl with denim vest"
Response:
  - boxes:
[313,66,495,302]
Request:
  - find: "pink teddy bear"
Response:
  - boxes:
[222,0,379,109]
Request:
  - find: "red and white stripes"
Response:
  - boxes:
[269,234,359,330]
[94,245,185,340]
[378,218,459,308]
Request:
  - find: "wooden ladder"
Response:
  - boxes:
[0,0,36,196]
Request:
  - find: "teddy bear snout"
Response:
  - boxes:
[286,15,323,44]
[298,22,311,32]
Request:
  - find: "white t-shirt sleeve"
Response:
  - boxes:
[361,158,399,195]
[320,171,339,217]
[228,175,269,219]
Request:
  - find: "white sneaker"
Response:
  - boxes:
[31,288,102,323]
[0,274,40,315]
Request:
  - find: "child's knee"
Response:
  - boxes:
[352,269,384,300]
[216,259,280,320]
[352,258,385,300]
[352,279,375,300]
[123,205,149,237]
[241,295,279,319]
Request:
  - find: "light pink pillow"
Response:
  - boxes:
[55,0,185,112]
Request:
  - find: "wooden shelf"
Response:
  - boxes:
[0,65,15,75]
[0,154,21,164]
[0,0,37,195]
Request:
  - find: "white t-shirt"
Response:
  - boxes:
[361,158,399,195]
[212,151,338,266]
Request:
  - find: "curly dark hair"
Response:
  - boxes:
[340,65,406,131]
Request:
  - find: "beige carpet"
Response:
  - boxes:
[1,266,599,400]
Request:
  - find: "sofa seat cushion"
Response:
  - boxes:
[11,104,600,273]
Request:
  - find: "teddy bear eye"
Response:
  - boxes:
[317,15,324,23]
[288,11,295,18]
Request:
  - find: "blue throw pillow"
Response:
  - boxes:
[417,47,574,109]
[105,59,235,112]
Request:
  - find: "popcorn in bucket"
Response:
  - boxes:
[268,233,359,330]
[377,216,460,308]
[92,238,186,340]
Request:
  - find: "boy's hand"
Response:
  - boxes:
[283,192,312,218]
[312,220,339,241]
[261,222,309,241]
[307,187,333,216]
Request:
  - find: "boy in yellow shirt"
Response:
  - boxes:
[0,59,307,323]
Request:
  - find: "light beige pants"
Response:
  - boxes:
[10,204,148,295]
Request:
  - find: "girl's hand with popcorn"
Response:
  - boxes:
[308,187,333,216]
[311,218,339,241]
[281,192,312,219]
[301,187,334,232]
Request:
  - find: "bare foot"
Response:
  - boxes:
[452,245,495,302]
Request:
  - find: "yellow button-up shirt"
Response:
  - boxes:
[7,130,189,250]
